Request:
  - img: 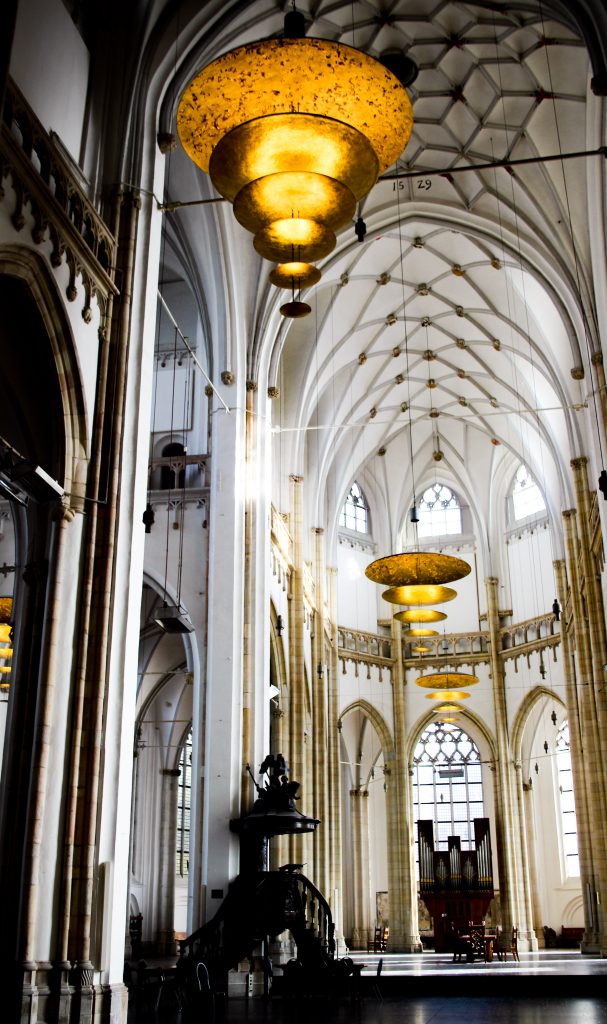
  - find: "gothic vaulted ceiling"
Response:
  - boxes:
[160,0,606,554]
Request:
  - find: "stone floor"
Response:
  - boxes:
[132,952,607,1023]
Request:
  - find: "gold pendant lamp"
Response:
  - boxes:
[381,584,458,607]
[177,10,414,317]
[417,672,479,690]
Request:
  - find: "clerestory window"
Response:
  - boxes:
[511,463,546,522]
[417,483,462,537]
[339,481,370,534]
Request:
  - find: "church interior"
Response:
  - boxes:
[1,0,607,1021]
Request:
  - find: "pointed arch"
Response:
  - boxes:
[407,707,497,766]
[0,245,89,501]
[510,685,566,761]
[339,699,395,761]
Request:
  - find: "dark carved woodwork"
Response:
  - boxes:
[418,818,495,952]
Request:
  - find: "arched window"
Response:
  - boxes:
[556,721,579,876]
[339,481,369,534]
[161,442,186,490]
[412,722,484,866]
[176,730,192,877]
[417,483,461,537]
[511,463,546,521]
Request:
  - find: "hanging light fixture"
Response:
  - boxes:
[366,551,470,588]
[416,671,479,689]
[403,627,439,638]
[177,9,414,317]
[425,690,471,702]
[382,584,457,606]
[394,608,447,623]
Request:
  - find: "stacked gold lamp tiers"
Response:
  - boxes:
[365,551,477,720]
[176,12,413,317]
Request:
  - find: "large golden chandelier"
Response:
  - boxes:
[177,13,413,316]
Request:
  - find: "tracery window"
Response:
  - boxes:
[556,721,579,877]
[511,463,546,521]
[412,722,484,867]
[339,481,369,534]
[176,730,192,877]
[161,441,186,490]
[417,483,461,537]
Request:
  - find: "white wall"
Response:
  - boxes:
[506,524,556,622]
[10,0,90,165]
[336,536,381,633]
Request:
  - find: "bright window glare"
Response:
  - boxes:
[418,483,461,537]
[556,721,579,877]
[412,722,484,874]
[512,464,546,521]
[339,481,369,534]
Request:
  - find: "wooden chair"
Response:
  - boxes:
[468,925,486,961]
[196,961,215,1019]
[496,925,520,961]
[368,926,387,952]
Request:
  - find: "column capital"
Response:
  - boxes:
[570,456,588,470]
[312,527,324,535]
[160,768,181,777]
[289,474,304,484]
[485,575,499,586]
[562,508,577,520]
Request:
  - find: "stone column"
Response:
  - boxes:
[203,391,246,922]
[522,779,544,947]
[156,769,180,954]
[349,788,371,949]
[326,567,344,942]
[287,475,306,865]
[561,513,603,950]
[485,577,519,948]
[311,528,329,896]
[388,619,421,951]
[513,763,538,950]
[243,381,272,821]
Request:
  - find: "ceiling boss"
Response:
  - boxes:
[176,8,414,317]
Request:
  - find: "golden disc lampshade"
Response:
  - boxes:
[382,584,457,606]
[177,36,413,315]
[403,628,439,638]
[394,608,447,624]
[366,551,470,587]
[425,690,471,701]
[416,672,479,689]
